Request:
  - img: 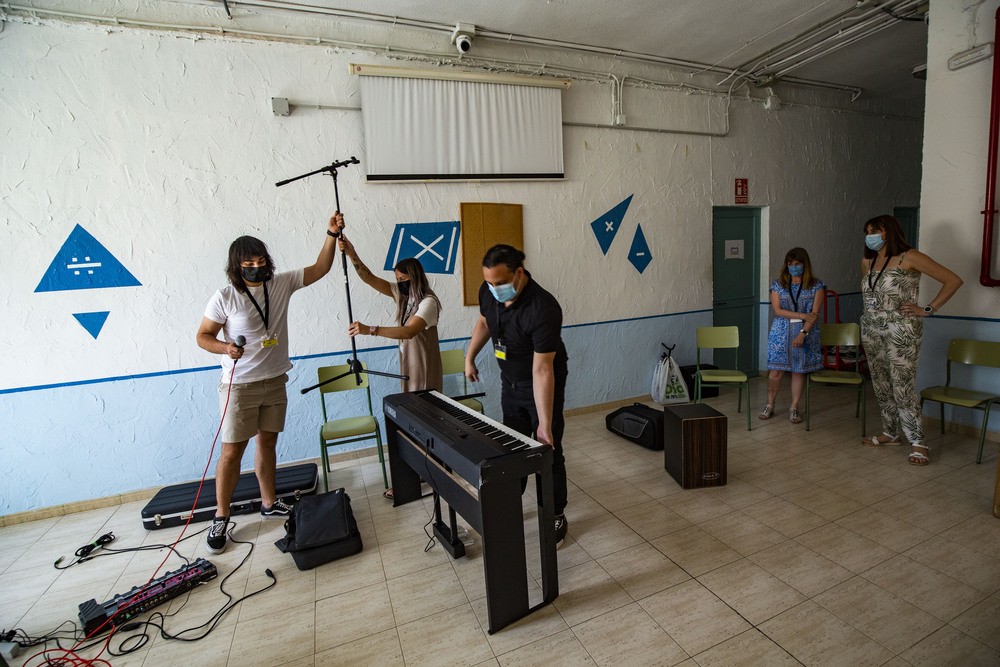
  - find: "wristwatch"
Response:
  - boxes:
[369,325,378,335]
[923,305,935,315]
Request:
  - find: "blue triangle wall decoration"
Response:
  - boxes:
[628,224,652,274]
[73,311,111,339]
[589,195,633,255]
[35,224,141,293]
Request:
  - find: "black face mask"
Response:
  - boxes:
[242,266,267,283]
[397,280,411,298]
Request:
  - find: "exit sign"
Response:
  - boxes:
[735,178,748,204]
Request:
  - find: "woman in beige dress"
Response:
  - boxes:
[339,237,443,497]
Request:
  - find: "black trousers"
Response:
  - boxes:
[501,379,567,517]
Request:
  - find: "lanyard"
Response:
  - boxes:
[244,281,270,332]
[494,299,506,347]
[867,255,890,292]
[789,282,803,313]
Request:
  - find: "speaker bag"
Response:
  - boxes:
[605,403,664,450]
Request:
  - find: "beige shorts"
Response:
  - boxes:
[218,373,289,443]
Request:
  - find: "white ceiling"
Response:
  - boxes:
[292,0,928,109]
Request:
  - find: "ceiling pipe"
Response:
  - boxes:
[756,14,897,73]
[739,0,922,83]
[2,0,880,102]
[222,0,731,72]
[173,0,868,97]
[733,1,882,72]
[766,19,899,80]
[979,5,1000,286]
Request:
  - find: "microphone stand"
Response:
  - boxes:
[276,158,408,393]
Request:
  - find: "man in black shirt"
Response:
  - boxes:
[465,244,569,547]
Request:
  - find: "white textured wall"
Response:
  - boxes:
[920,0,1000,315]
[0,9,922,515]
[915,0,1000,436]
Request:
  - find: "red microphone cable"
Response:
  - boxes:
[26,338,245,667]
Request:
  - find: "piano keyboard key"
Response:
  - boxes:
[426,391,542,453]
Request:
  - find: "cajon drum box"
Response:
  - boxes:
[663,403,727,489]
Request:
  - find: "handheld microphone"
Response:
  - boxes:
[232,335,246,367]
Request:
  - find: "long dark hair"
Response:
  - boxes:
[778,247,819,289]
[226,236,275,294]
[863,215,913,260]
[393,257,441,325]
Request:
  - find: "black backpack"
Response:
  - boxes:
[275,488,362,570]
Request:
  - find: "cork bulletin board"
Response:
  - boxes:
[460,203,524,306]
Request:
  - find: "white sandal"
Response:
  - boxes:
[758,404,774,420]
[862,432,901,447]
[908,444,930,466]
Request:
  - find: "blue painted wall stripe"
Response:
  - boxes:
[1,310,712,396]
[3,309,996,396]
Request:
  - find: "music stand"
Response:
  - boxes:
[275,157,408,393]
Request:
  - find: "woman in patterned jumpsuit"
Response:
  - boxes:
[860,215,962,465]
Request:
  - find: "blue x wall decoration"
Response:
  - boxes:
[383,221,461,274]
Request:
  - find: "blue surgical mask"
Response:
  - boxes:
[488,281,518,302]
[865,234,885,251]
[487,282,517,303]
[787,264,804,277]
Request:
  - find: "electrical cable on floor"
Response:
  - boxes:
[20,360,249,666]
[53,533,117,569]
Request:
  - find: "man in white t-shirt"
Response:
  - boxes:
[196,213,344,554]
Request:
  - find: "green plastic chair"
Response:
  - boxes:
[919,339,1000,464]
[318,362,386,492]
[440,349,484,413]
[695,326,751,430]
[805,323,866,435]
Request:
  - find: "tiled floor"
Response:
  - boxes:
[2,381,1000,666]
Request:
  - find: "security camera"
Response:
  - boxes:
[451,23,476,55]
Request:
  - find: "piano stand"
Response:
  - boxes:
[432,493,466,558]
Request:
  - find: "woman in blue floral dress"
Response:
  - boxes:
[761,248,825,423]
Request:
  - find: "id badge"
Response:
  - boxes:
[865,297,878,308]
[494,343,507,360]
[261,333,278,348]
